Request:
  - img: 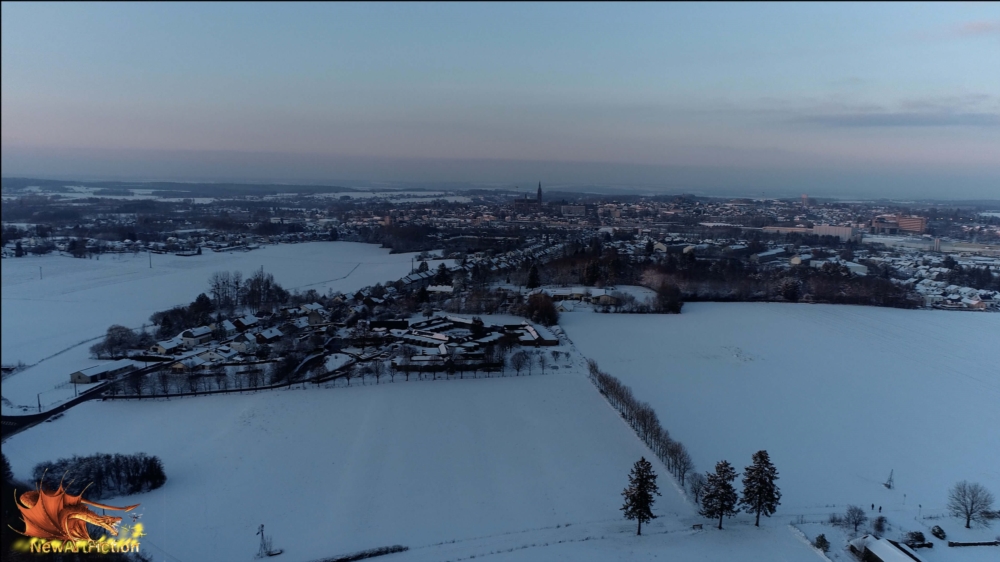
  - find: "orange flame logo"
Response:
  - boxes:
[14,480,140,542]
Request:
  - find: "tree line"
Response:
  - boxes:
[31,453,166,501]
[587,360,696,488]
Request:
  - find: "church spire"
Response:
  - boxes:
[537,182,542,204]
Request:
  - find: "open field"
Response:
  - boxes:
[4,372,701,562]
[561,303,1000,517]
[1,242,421,409]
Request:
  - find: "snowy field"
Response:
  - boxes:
[561,303,1000,532]
[1,242,420,410]
[4,372,707,562]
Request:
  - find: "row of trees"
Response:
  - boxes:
[696,452,781,530]
[32,453,166,500]
[587,360,695,488]
[620,450,781,534]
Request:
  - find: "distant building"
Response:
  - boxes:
[813,224,859,242]
[761,226,812,236]
[70,359,135,384]
[895,215,927,234]
[513,182,543,213]
[870,214,927,235]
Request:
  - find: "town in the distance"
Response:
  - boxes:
[2,178,998,562]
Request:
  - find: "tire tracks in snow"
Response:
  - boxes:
[291,263,362,290]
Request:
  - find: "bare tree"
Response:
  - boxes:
[495,348,506,376]
[675,447,694,487]
[844,505,868,533]
[157,370,171,395]
[510,350,528,376]
[537,352,549,375]
[387,354,398,382]
[371,360,384,384]
[342,364,357,386]
[127,371,145,396]
[689,473,707,504]
[948,481,995,529]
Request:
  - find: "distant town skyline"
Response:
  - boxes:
[2,2,999,198]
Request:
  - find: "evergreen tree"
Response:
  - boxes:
[621,457,661,536]
[14,241,24,257]
[526,264,541,289]
[434,263,452,285]
[740,450,781,526]
[700,460,739,529]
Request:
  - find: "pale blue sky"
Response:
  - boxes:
[2,2,998,197]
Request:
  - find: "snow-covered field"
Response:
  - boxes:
[1,242,420,410]
[561,303,1000,527]
[4,371,702,562]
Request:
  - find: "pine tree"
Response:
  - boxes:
[526,264,540,289]
[621,457,661,536]
[740,450,781,526]
[700,460,739,530]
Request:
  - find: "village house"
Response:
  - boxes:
[232,314,259,332]
[229,332,257,353]
[255,327,284,344]
[151,338,184,355]
[181,326,214,348]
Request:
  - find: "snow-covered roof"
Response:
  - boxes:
[850,536,923,562]
[183,326,212,338]
[75,359,134,376]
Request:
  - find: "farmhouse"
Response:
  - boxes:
[849,535,924,562]
[181,326,213,348]
[70,359,135,384]
[233,314,259,332]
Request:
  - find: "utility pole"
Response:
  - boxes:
[40,267,43,279]
[37,393,41,412]
[149,250,152,268]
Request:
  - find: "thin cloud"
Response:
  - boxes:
[795,112,1000,128]
[913,19,1000,40]
[954,20,1000,37]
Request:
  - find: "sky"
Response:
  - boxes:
[2,2,999,198]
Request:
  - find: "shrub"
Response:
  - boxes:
[814,534,830,553]
[905,531,926,544]
[874,515,887,534]
[829,513,843,526]
[931,525,946,540]
[32,453,166,500]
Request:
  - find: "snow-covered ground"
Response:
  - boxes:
[560,303,1000,535]
[5,371,704,562]
[1,242,419,411]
